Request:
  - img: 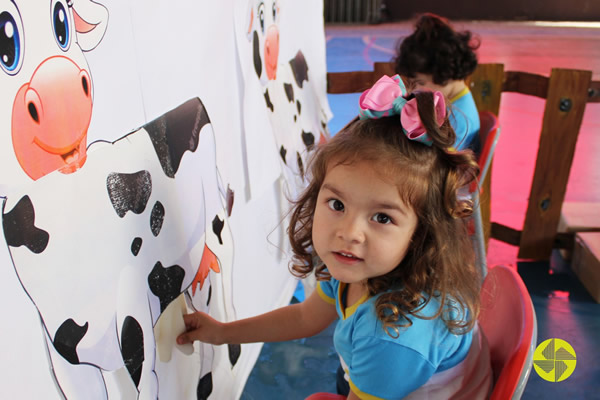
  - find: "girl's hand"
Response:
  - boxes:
[176,312,226,345]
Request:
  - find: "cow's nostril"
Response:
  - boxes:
[82,76,89,96]
[28,102,40,124]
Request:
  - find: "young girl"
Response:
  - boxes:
[177,75,492,399]
[395,13,481,155]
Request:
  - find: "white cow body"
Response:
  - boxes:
[1,2,237,398]
[245,0,329,194]
[3,98,236,399]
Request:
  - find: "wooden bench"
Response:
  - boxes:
[572,232,600,303]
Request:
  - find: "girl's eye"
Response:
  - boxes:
[372,213,392,224]
[327,199,344,212]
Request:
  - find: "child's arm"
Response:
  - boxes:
[176,288,337,345]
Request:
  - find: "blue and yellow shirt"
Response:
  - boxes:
[449,87,480,154]
[318,278,473,400]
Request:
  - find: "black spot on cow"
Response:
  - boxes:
[131,237,142,256]
[144,98,210,178]
[264,89,274,112]
[226,185,235,217]
[207,285,212,306]
[148,262,185,313]
[289,50,309,88]
[252,31,262,79]
[302,131,315,150]
[107,171,152,218]
[296,99,302,115]
[121,316,144,388]
[150,201,165,237]
[284,83,294,103]
[294,115,297,122]
[53,319,89,365]
[228,344,241,367]
[212,215,224,245]
[197,372,213,400]
[2,195,49,254]
[279,146,287,164]
[297,152,305,177]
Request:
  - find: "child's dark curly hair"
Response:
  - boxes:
[288,91,481,336]
[394,13,480,85]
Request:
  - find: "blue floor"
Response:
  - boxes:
[242,21,600,399]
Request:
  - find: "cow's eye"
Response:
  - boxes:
[52,0,71,50]
[272,2,278,20]
[0,5,24,75]
[258,2,265,33]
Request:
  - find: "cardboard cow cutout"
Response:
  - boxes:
[1,1,238,398]
[3,98,238,398]
[1,0,329,398]
[236,0,331,198]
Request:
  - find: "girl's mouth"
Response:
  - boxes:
[333,251,363,264]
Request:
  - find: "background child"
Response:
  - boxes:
[395,13,481,154]
[177,75,492,399]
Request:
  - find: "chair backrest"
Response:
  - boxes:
[469,111,500,277]
[479,265,537,400]
[477,111,501,187]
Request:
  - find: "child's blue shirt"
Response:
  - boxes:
[318,277,474,400]
[449,87,480,154]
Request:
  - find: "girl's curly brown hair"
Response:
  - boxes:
[288,91,481,336]
[394,13,480,85]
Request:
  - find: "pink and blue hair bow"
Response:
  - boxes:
[358,74,446,146]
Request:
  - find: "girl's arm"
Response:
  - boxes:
[177,287,337,345]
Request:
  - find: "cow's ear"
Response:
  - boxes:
[71,0,108,52]
[246,1,254,41]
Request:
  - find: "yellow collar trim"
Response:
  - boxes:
[338,283,369,320]
[348,378,385,400]
[450,86,470,103]
[317,282,336,305]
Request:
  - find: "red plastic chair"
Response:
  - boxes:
[470,111,501,279]
[480,265,537,400]
[304,393,346,400]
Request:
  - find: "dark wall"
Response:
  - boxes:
[384,0,600,21]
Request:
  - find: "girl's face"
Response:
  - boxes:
[312,160,418,285]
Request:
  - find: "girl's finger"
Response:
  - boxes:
[177,332,192,345]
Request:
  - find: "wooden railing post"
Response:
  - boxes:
[518,68,592,259]
[467,64,505,247]
[373,62,395,79]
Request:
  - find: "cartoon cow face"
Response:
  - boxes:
[0,0,107,186]
[244,0,329,189]
[246,0,279,84]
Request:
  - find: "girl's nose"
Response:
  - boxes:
[336,216,365,243]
